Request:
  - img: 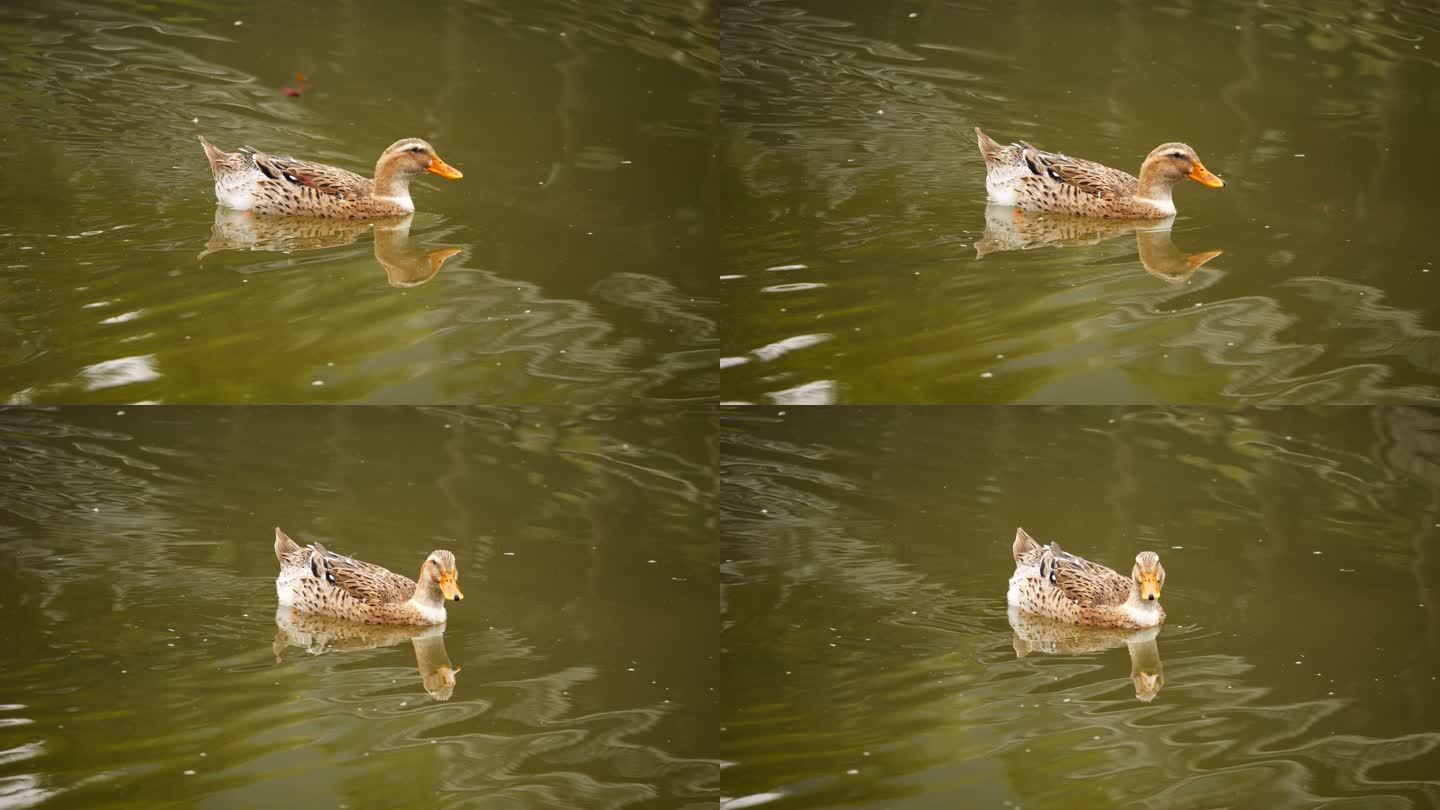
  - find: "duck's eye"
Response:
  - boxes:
[1168,152,1186,159]
[409,146,425,153]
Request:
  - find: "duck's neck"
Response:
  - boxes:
[410,572,445,609]
[1134,162,1178,215]
[373,159,416,212]
[1121,587,1165,627]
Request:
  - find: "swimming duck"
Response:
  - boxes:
[975,128,1223,219]
[1006,527,1165,629]
[274,527,463,625]
[199,137,462,219]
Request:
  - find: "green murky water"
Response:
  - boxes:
[0,0,716,404]
[721,406,1440,808]
[720,0,1440,404]
[0,406,716,808]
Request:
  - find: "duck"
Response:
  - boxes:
[975,128,1223,219]
[273,527,463,626]
[1006,527,1165,629]
[199,137,462,219]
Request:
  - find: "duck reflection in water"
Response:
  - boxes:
[200,209,462,288]
[273,608,461,701]
[1008,606,1164,701]
[975,203,1222,284]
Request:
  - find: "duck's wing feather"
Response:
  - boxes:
[1018,144,1138,200]
[1039,544,1132,607]
[242,148,374,199]
[309,543,417,605]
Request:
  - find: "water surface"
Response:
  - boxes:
[721,0,1440,404]
[0,0,716,403]
[0,406,717,808]
[721,406,1440,808]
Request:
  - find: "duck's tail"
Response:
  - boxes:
[275,526,301,562]
[975,127,1004,166]
[198,135,227,175]
[1013,526,1041,563]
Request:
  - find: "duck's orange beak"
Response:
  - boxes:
[439,572,464,601]
[1139,576,1162,602]
[1187,162,1224,189]
[427,155,463,180]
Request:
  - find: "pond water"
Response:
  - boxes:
[721,406,1440,808]
[0,0,716,404]
[0,406,716,808]
[720,0,1440,404]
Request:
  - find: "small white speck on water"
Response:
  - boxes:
[92,507,99,512]
[1313,550,1322,555]
[233,19,242,25]
[199,753,206,757]
[996,354,1005,359]
[1294,154,1305,157]
[1092,735,1100,741]
[184,769,196,775]
[311,380,324,387]
[980,372,993,379]
[847,769,859,775]
[1171,545,1183,550]
[503,551,515,556]
[647,560,657,564]
[908,11,918,17]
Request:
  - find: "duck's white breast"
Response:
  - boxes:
[276,569,304,606]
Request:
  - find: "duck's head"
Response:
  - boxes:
[1141,143,1223,189]
[422,550,464,602]
[1131,551,1165,602]
[378,138,463,181]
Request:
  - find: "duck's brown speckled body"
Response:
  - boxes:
[199,137,462,219]
[976,128,1224,219]
[1006,527,1166,629]
[273,527,463,626]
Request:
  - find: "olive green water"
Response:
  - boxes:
[721,0,1440,404]
[0,406,717,809]
[0,0,716,404]
[721,407,1440,808]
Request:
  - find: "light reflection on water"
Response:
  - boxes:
[0,406,717,808]
[721,406,1440,809]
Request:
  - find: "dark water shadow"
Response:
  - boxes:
[976,204,1222,285]
[1007,606,1164,702]
[272,607,461,701]
[199,210,462,288]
